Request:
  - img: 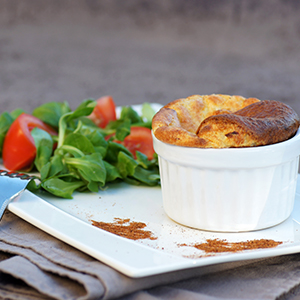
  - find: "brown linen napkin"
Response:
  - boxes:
[122,254,300,300]
[0,210,300,300]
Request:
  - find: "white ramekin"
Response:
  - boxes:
[153,130,300,232]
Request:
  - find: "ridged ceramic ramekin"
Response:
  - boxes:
[153,130,300,232]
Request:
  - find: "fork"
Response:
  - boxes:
[0,170,35,220]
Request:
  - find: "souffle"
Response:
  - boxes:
[152,94,300,148]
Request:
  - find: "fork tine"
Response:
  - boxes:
[0,170,33,220]
[0,169,34,180]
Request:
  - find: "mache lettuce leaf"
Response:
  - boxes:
[28,100,160,198]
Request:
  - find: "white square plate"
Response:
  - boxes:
[7,176,300,278]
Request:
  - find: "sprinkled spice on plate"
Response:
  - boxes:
[91,218,157,240]
[180,238,283,254]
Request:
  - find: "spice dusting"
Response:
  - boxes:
[91,218,157,240]
[180,238,283,254]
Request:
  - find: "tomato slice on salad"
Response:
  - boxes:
[107,126,155,160]
[88,96,117,128]
[123,127,155,160]
[2,113,57,171]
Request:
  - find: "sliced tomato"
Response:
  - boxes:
[2,113,57,171]
[88,96,117,128]
[107,126,155,160]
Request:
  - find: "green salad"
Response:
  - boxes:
[0,97,160,198]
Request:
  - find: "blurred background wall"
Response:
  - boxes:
[0,0,300,114]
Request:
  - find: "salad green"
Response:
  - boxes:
[0,100,160,198]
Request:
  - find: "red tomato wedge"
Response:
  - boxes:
[88,96,117,128]
[107,126,155,160]
[2,113,57,171]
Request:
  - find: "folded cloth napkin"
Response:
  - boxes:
[0,211,300,300]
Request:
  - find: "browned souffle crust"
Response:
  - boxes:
[152,94,300,148]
